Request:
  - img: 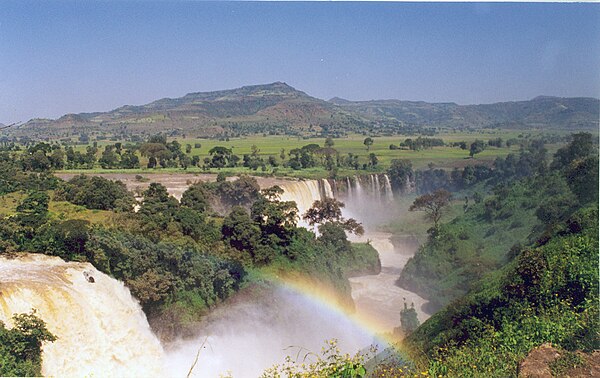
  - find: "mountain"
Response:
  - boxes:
[13,82,368,139]
[331,96,599,130]
[9,83,599,139]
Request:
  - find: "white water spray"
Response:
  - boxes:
[0,253,164,377]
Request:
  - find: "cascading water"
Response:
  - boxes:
[321,178,334,198]
[0,253,164,377]
[277,180,323,216]
[269,175,428,332]
[382,174,394,202]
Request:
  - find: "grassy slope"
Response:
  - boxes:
[406,205,599,377]
[0,190,113,225]
[397,175,571,311]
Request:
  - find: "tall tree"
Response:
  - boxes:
[409,189,452,230]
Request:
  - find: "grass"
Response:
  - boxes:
[0,192,27,217]
[48,200,114,225]
[61,130,565,178]
[0,191,114,226]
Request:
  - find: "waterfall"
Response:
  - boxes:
[0,253,164,377]
[374,175,381,201]
[261,173,398,229]
[382,174,394,202]
[354,177,364,200]
[320,179,334,199]
[346,177,353,202]
[277,180,322,216]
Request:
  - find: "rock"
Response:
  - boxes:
[519,343,561,378]
[519,343,600,378]
[83,271,95,283]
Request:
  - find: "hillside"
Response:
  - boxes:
[406,205,599,377]
[330,95,599,130]
[12,83,368,139]
[9,83,599,139]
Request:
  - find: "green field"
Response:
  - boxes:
[62,130,565,178]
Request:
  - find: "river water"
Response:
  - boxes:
[349,231,429,334]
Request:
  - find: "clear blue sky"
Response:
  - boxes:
[1,1,599,124]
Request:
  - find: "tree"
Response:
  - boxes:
[303,197,364,236]
[181,182,211,213]
[30,150,51,171]
[41,219,90,260]
[387,159,414,193]
[222,206,261,254]
[147,156,157,169]
[143,182,171,203]
[48,149,65,169]
[120,149,140,169]
[363,137,374,151]
[251,186,299,243]
[303,197,344,226]
[16,191,49,229]
[208,146,232,168]
[551,132,595,170]
[368,153,378,167]
[566,155,598,204]
[99,146,119,169]
[55,175,135,211]
[324,137,335,148]
[409,189,452,230]
[469,140,485,158]
[0,311,56,377]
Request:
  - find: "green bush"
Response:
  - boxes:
[0,312,56,377]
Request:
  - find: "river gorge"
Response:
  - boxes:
[1,173,429,377]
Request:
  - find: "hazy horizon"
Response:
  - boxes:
[1,1,599,124]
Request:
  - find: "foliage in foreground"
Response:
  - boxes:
[406,205,599,377]
[261,339,371,378]
[0,312,56,377]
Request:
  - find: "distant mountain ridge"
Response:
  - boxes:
[10,83,599,138]
[330,95,599,130]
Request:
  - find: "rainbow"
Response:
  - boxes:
[257,271,403,349]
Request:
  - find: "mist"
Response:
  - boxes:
[164,286,381,378]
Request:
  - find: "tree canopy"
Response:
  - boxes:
[409,189,452,230]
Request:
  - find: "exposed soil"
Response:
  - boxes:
[518,343,600,378]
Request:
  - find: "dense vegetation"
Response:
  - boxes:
[386,132,599,376]
[0,312,56,377]
[397,132,597,310]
